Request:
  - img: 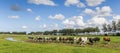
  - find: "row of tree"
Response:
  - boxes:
[102,20,120,32]
[102,20,120,36]
[0,27,99,35]
[29,27,99,35]
[0,32,26,35]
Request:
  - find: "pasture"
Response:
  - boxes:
[0,34,120,53]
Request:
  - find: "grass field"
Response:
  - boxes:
[0,34,120,53]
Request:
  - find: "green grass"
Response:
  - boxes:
[0,34,120,53]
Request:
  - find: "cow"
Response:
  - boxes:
[28,36,34,40]
[36,37,43,42]
[88,37,100,45]
[80,37,88,45]
[44,37,50,42]
[50,37,57,42]
[67,37,74,44]
[76,37,82,44]
[62,37,68,43]
[103,34,110,44]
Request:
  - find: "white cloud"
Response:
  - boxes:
[51,24,59,30]
[35,16,41,21]
[63,19,75,28]
[84,6,112,17]
[86,0,105,6]
[39,24,60,30]
[48,14,65,20]
[72,16,85,26]
[84,8,95,15]
[65,0,85,8]
[87,16,108,26]
[63,16,85,28]
[113,15,120,22]
[22,26,27,29]
[27,8,33,12]
[43,24,47,28]
[39,24,47,29]
[99,6,112,16]
[8,16,19,19]
[28,0,56,6]
[82,6,112,28]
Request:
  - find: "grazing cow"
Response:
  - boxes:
[44,37,50,42]
[36,37,43,42]
[63,37,68,43]
[88,37,100,45]
[28,36,34,40]
[103,34,111,44]
[103,34,110,44]
[67,37,74,44]
[57,37,61,43]
[51,37,57,42]
[58,37,62,42]
[92,37,100,42]
[76,37,82,44]
[80,37,88,45]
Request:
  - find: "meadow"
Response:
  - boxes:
[0,34,120,53]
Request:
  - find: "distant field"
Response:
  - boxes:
[0,34,120,53]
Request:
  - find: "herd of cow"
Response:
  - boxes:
[28,36,110,45]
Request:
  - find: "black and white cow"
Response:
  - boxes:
[88,37,100,45]
[28,36,34,40]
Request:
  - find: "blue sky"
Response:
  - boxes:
[0,0,120,32]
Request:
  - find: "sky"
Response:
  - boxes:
[0,0,120,32]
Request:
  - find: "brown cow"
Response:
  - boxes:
[103,34,110,44]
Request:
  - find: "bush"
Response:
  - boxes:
[116,33,120,36]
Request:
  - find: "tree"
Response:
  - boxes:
[58,29,75,36]
[116,20,120,31]
[12,32,26,35]
[0,32,11,34]
[107,24,112,32]
[75,29,83,35]
[52,30,58,35]
[102,23,107,32]
[95,27,100,32]
[112,21,117,32]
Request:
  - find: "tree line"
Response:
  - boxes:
[102,21,120,32]
[102,19,120,36]
[0,27,99,35]
[0,32,26,35]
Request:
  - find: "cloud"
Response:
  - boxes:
[84,6,112,17]
[8,16,19,19]
[22,26,27,29]
[39,24,60,30]
[35,16,41,21]
[86,0,105,6]
[63,16,85,28]
[39,24,47,29]
[113,15,120,20]
[113,15,120,22]
[63,19,75,28]
[65,0,85,8]
[27,8,33,12]
[48,14,65,20]
[11,4,20,11]
[84,8,95,15]
[28,0,56,6]
[51,24,59,30]
[87,16,108,26]
[83,6,112,27]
